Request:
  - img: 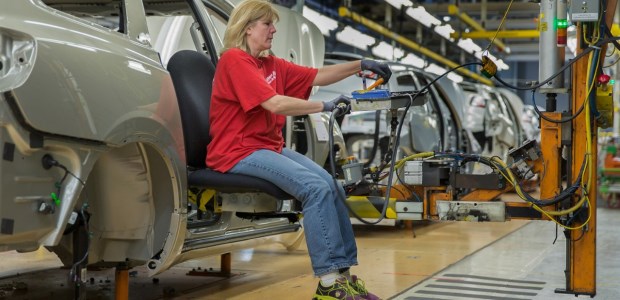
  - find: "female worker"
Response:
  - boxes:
[208,1,391,299]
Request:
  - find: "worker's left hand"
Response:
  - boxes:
[361,60,392,82]
[323,94,352,115]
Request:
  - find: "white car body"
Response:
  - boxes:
[0,0,337,277]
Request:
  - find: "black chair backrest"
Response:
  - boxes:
[167,50,215,169]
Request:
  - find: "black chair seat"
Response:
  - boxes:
[167,50,294,201]
[188,168,292,198]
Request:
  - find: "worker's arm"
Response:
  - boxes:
[261,94,351,116]
[260,95,324,116]
[313,60,361,86]
[312,59,393,87]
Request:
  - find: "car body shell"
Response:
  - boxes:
[459,81,526,160]
[0,0,337,276]
[497,87,541,142]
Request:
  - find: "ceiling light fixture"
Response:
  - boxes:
[302,6,338,36]
[424,63,447,75]
[400,53,425,68]
[406,6,441,28]
[385,0,413,8]
[457,38,482,54]
[335,26,375,50]
[434,24,455,41]
[372,41,405,60]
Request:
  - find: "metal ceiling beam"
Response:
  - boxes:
[452,29,540,39]
[338,6,493,85]
[425,2,540,16]
[483,19,538,30]
[503,43,539,53]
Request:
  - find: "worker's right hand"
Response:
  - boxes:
[322,95,351,114]
[361,59,392,82]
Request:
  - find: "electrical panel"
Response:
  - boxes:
[569,0,599,22]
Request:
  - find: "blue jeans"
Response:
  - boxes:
[229,148,358,276]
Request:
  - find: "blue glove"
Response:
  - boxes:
[323,95,352,114]
[361,59,392,82]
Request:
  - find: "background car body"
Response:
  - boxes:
[314,54,479,167]
[459,81,525,160]
[0,0,335,276]
[497,87,541,142]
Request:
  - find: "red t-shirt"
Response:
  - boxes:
[207,48,318,172]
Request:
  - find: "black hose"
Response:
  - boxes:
[326,62,492,224]
[603,22,620,52]
[493,36,620,91]
[328,106,386,224]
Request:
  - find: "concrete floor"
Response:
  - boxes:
[0,207,617,299]
[393,207,620,299]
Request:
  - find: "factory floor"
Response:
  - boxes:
[1,207,619,299]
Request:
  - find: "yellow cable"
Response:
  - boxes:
[534,197,592,230]
[582,11,603,45]
[490,156,587,217]
[393,151,435,170]
[484,0,514,53]
[582,23,592,45]
[529,51,598,223]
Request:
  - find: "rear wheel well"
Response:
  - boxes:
[49,142,178,268]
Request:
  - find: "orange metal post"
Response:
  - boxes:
[539,112,563,219]
[566,38,596,296]
[221,252,231,275]
[186,252,234,277]
[115,265,129,300]
[424,187,451,219]
[564,1,617,293]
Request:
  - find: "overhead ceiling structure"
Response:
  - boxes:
[413,1,541,62]
[304,0,544,83]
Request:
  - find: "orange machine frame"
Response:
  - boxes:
[380,1,617,295]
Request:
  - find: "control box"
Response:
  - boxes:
[350,90,428,111]
[569,0,599,22]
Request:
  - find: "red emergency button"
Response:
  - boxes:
[598,74,611,84]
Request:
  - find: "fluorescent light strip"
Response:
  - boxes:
[401,53,425,68]
[424,63,447,75]
[302,6,338,35]
[383,4,499,69]
[335,26,375,50]
[303,5,510,72]
[457,38,482,54]
[406,6,441,28]
[434,24,455,41]
[385,0,413,7]
[372,41,405,60]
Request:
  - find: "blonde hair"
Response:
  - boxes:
[222,0,279,57]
